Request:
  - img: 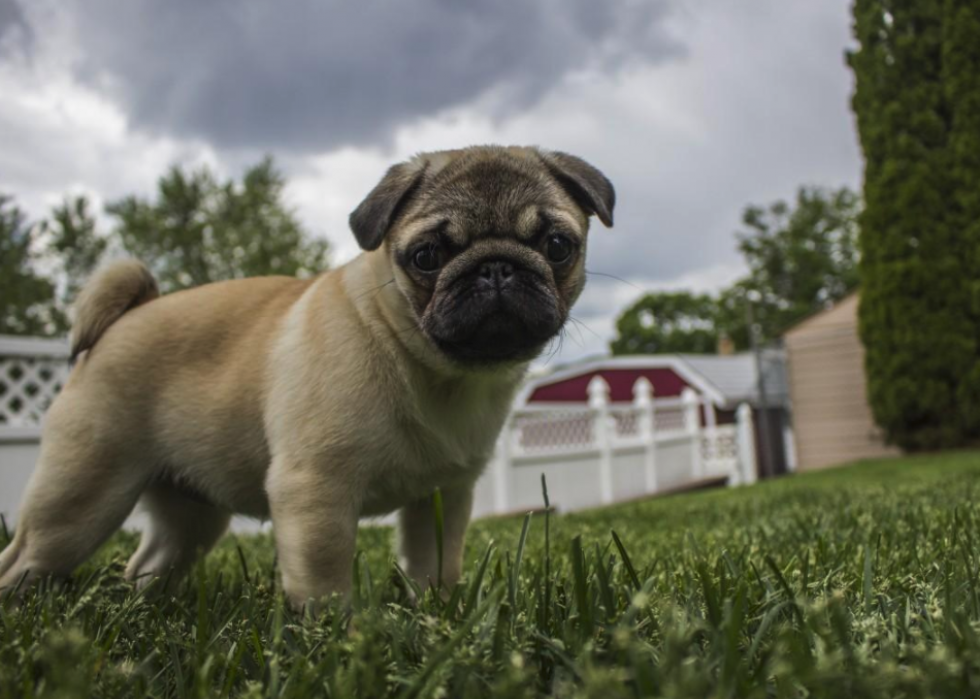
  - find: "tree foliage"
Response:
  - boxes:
[944,0,980,442]
[610,291,719,355]
[849,0,980,449]
[736,186,860,340]
[611,187,861,356]
[0,157,330,336]
[40,195,107,332]
[0,195,63,336]
[108,157,329,293]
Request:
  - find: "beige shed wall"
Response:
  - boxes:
[784,294,899,470]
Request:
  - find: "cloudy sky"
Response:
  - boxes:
[0,0,862,365]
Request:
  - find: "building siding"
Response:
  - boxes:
[784,294,898,470]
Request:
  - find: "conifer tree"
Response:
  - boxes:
[849,0,979,449]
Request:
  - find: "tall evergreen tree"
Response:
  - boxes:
[849,0,978,449]
[944,0,980,439]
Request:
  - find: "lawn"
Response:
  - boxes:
[3,451,980,698]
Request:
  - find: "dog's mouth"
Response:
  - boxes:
[431,310,548,363]
[422,262,564,364]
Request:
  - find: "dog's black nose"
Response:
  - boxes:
[478,260,515,288]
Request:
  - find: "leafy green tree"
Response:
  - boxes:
[849,0,978,449]
[610,186,860,355]
[40,195,108,331]
[610,291,719,355]
[735,186,860,340]
[108,157,329,293]
[713,281,757,352]
[0,195,63,336]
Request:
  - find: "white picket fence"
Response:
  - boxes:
[0,334,758,526]
[469,377,757,517]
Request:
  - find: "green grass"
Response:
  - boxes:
[4,451,980,698]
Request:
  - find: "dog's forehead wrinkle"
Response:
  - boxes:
[440,157,548,202]
[418,165,560,247]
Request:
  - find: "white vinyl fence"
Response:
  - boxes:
[0,335,70,529]
[469,376,757,517]
[0,334,758,527]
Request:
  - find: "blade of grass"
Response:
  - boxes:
[510,512,532,610]
[432,488,445,590]
[863,542,873,614]
[392,561,423,603]
[542,473,552,633]
[571,535,594,641]
[236,544,251,585]
[611,530,642,591]
[594,543,615,623]
[463,541,495,618]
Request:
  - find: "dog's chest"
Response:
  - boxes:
[360,381,511,513]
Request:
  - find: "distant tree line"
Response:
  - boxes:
[0,158,329,337]
[610,186,861,356]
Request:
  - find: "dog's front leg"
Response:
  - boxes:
[398,482,474,593]
[266,456,360,610]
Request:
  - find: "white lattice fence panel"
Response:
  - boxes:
[654,404,687,432]
[513,410,596,453]
[0,355,69,428]
[611,408,641,438]
[701,426,739,464]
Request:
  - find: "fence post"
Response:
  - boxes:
[633,377,657,493]
[491,416,512,513]
[588,376,614,505]
[682,387,703,480]
[736,402,758,486]
[704,400,718,430]
[702,400,718,475]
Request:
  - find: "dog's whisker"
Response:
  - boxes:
[353,277,396,303]
[563,324,586,350]
[542,327,568,363]
[567,316,603,343]
[585,269,640,291]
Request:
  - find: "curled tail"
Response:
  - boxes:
[70,260,159,362]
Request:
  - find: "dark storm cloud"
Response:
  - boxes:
[0,0,31,53]
[48,0,680,152]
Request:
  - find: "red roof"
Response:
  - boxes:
[529,367,693,403]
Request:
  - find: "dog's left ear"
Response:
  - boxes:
[349,163,426,250]
[540,151,615,228]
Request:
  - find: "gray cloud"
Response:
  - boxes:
[0,0,863,364]
[0,0,31,54]
[38,0,681,152]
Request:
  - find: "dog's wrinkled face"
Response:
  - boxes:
[350,146,615,365]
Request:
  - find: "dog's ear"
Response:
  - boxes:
[540,151,615,228]
[349,163,426,250]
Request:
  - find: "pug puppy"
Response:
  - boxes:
[0,145,614,607]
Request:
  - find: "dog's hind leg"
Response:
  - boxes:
[124,482,230,589]
[0,417,149,593]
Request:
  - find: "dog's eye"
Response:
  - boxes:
[546,234,574,263]
[413,244,443,272]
